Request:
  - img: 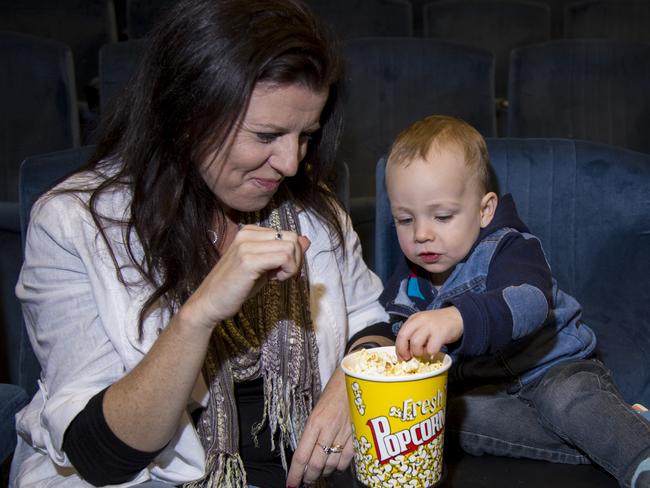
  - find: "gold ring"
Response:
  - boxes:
[319,442,344,455]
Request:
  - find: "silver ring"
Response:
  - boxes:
[274,231,283,240]
[319,442,344,455]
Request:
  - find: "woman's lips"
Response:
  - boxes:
[419,253,441,264]
[252,178,281,192]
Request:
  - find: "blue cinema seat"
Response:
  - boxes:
[422,0,551,100]
[0,31,80,202]
[305,0,413,39]
[507,39,650,154]
[0,0,118,102]
[341,38,496,201]
[98,39,147,113]
[0,203,24,387]
[565,0,650,44]
[340,37,496,268]
[374,137,650,486]
[541,0,576,38]
[125,0,177,39]
[0,201,31,465]
[0,383,28,464]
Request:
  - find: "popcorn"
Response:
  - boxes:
[347,348,445,377]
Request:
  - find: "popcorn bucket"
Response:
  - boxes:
[341,346,452,488]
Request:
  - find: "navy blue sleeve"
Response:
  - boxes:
[345,322,394,352]
[448,232,553,356]
[63,387,165,486]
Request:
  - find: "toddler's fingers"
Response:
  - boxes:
[395,330,412,361]
[425,340,443,357]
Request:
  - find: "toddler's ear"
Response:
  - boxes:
[479,192,498,228]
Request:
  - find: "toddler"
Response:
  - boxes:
[381,115,650,488]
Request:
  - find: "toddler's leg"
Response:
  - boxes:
[446,383,589,463]
[520,359,650,488]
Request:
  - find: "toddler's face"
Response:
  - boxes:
[386,145,495,286]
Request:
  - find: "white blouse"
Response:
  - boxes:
[11,173,388,487]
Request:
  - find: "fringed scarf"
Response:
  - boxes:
[184,199,322,488]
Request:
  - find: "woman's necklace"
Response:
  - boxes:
[207,229,219,246]
[207,217,245,248]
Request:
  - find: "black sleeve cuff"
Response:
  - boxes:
[63,387,165,486]
[345,322,394,353]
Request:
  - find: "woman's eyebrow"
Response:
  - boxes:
[247,121,321,133]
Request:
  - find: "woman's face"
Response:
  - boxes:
[201,82,329,213]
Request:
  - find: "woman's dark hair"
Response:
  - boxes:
[78,0,345,334]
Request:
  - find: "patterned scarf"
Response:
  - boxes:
[184,198,322,488]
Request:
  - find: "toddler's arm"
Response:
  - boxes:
[448,232,553,356]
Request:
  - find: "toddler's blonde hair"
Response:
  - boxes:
[387,115,492,194]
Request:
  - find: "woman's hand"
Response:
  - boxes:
[286,368,354,487]
[182,225,310,330]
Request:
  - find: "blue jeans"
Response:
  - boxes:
[446,359,650,488]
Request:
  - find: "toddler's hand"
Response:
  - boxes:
[395,307,464,361]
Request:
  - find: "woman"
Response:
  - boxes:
[10,0,391,486]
